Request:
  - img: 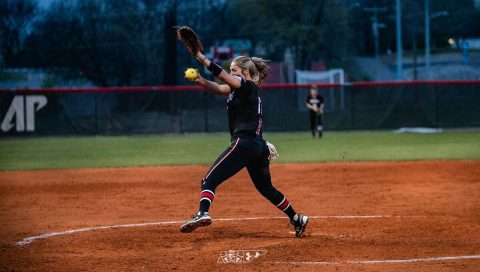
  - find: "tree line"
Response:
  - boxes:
[1,0,479,86]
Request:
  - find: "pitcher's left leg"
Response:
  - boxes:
[246,161,309,237]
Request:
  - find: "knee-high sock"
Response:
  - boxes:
[275,196,296,220]
[199,189,215,213]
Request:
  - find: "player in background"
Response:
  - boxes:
[306,85,325,138]
[179,52,309,238]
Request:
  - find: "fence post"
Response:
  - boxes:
[434,87,439,127]
[94,92,98,134]
[349,87,354,129]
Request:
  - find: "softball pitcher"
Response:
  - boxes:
[179,52,309,238]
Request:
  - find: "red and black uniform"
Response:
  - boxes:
[306,94,325,138]
[199,77,297,219]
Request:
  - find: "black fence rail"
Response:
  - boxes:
[1,81,479,136]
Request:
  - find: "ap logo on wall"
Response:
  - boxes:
[1,95,47,132]
[217,250,267,264]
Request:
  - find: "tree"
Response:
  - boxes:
[163,1,178,86]
[0,0,36,67]
[174,0,238,73]
[30,0,168,86]
[27,0,239,86]
[233,0,352,70]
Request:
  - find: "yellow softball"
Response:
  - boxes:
[185,68,198,80]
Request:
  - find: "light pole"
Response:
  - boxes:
[396,0,403,80]
[364,6,388,59]
[425,0,449,79]
[425,0,430,79]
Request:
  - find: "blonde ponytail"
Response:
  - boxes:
[232,56,270,85]
[251,57,270,85]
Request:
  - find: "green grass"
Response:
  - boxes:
[1,130,479,170]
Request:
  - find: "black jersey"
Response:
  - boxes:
[226,77,263,139]
[306,94,324,113]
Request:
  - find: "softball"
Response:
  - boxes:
[185,68,198,80]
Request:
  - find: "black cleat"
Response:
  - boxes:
[291,214,309,237]
[180,212,212,233]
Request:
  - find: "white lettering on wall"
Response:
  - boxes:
[1,95,48,132]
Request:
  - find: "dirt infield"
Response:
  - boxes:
[1,160,479,271]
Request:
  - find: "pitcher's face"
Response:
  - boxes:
[230,62,250,79]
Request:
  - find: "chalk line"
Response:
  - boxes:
[16,215,413,247]
[273,255,480,265]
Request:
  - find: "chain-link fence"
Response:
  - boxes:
[1,81,479,136]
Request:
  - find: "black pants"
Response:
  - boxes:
[309,112,323,136]
[200,137,286,211]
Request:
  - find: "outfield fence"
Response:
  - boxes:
[0,81,479,136]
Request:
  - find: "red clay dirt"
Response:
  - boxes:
[0,160,479,271]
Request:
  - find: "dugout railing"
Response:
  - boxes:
[1,81,479,136]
